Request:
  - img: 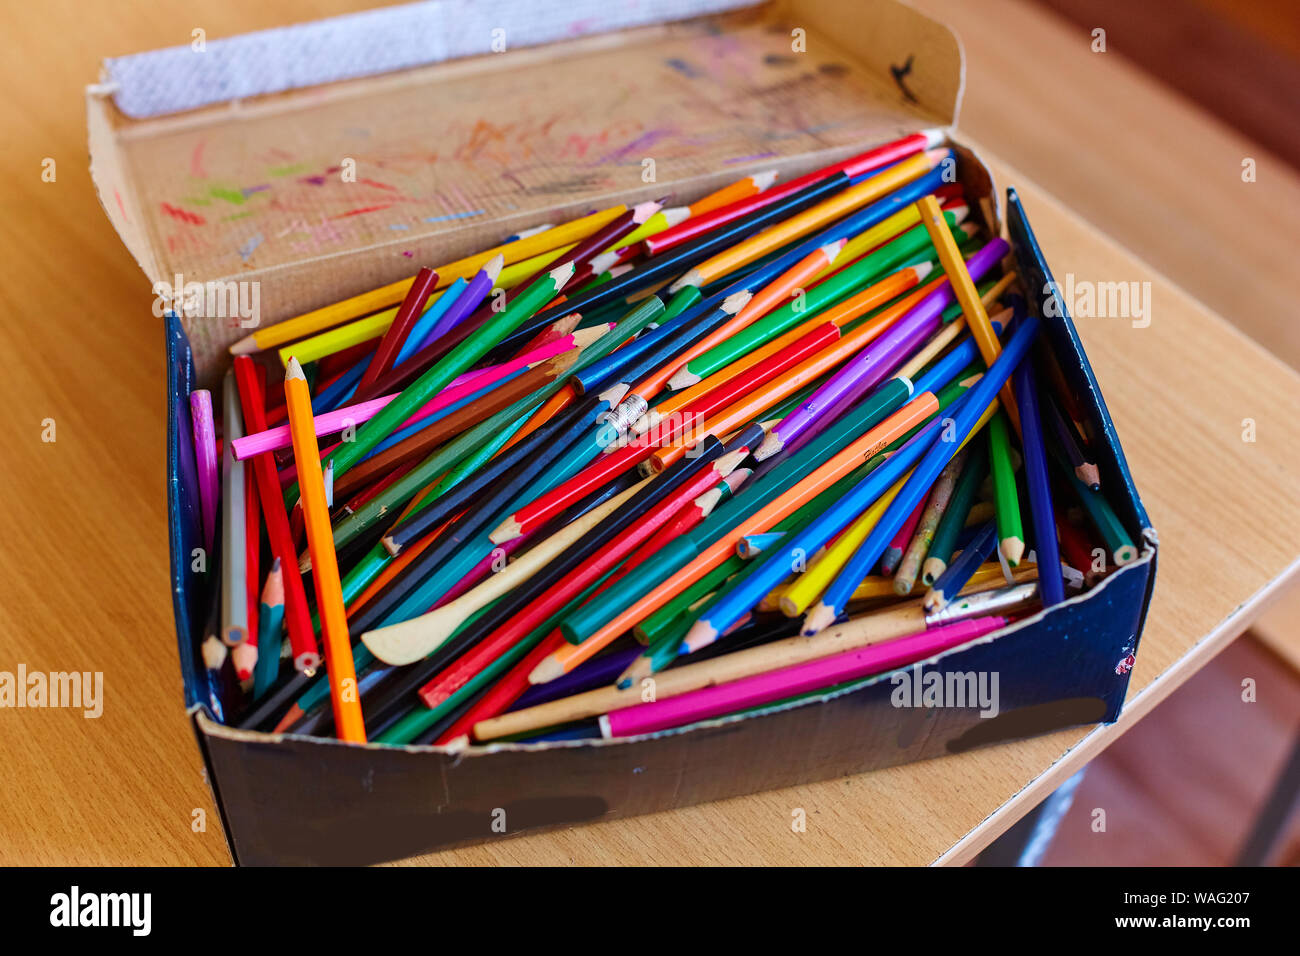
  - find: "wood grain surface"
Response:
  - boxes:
[1,0,1297,866]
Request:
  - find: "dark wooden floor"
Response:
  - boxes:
[1036,636,1300,865]
[1036,0,1300,166]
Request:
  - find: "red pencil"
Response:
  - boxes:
[356,266,438,391]
[418,451,746,709]
[233,356,321,672]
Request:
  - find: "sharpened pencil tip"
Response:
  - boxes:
[229,335,260,355]
[667,366,701,390]
[751,169,779,191]
[802,603,836,636]
[682,619,718,653]
[632,200,663,223]
[1000,537,1026,568]
[548,260,577,285]
[529,656,564,685]
[285,356,306,380]
[753,433,782,462]
[483,253,505,282]
[668,269,701,293]
[661,206,691,227]
[381,535,402,557]
[490,517,522,544]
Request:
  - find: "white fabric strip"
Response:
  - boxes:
[103,0,759,119]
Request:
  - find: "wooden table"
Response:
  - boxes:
[2,0,1297,866]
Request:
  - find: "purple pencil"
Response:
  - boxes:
[511,645,642,711]
[755,237,1010,461]
[417,253,504,347]
[189,389,219,553]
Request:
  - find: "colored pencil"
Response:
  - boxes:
[556,393,942,670]
[645,129,943,255]
[474,590,1007,743]
[1013,358,1066,607]
[880,496,927,575]
[189,389,218,553]
[284,358,366,743]
[602,616,1006,738]
[251,559,285,700]
[219,371,248,648]
[1061,466,1139,565]
[756,237,1009,461]
[917,195,1020,432]
[924,521,999,613]
[1044,391,1100,490]
[670,151,942,292]
[229,206,624,355]
[988,409,1025,566]
[356,266,439,391]
[690,169,778,217]
[921,441,987,586]
[232,357,320,672]
[894,447,967,594]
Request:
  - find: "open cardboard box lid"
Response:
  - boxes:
[88,0,970,378]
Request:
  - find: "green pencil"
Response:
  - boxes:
[988,410,1025,566]
[285,261,575,504]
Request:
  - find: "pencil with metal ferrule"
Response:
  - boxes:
[474,588,1030,745]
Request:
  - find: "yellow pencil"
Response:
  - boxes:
[774,474,909,616]
[668,150,941,292]
[230,205,627,355]
[277,309,397,368]
[917,194,1021,433]
[284,357,366,743]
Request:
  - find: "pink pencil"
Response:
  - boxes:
[189,390,218,552]
[880,495,928,575]
[601,615,1007,738]
[232,327,609,460]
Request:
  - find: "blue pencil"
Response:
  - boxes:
[680,314,1039,652]
[251,558,286,700]
[924,521,998,613]
[395,277,467,365]
[802,319,1039,633]
[1013,358,1065,606]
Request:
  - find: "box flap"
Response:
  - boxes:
[87,0,963,377]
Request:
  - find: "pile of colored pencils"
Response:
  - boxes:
[190,129,1139,746]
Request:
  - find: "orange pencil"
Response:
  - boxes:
[612,239,846,424]
[533,395,941,679]
[642,261,931,433]
[668,150,942,292]
[689,169,778,217]
[284,358,367,743]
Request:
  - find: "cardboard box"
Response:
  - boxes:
[93,0,1156,864]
